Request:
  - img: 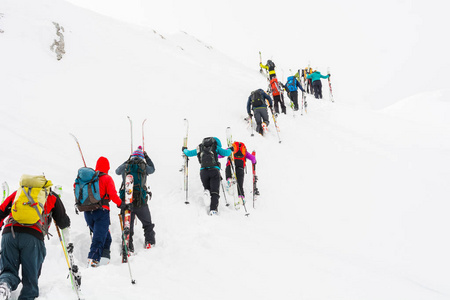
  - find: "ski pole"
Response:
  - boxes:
[54,223,81,299]
[220,178,229,207]
[183,118,189,204]
[118,214,136,284]
[327,67,334,102]
[70,133,87,167]
[265,100,282,143]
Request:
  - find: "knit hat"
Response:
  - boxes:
[132,146,145,159]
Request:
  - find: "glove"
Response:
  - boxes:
[328,74,331,78]
[182,146,187,152]
[67,243,74,254]
[248,113,253,118]
[120,201,132,214]
[228,146,234,152]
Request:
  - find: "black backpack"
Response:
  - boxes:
[122,157,148,207]
[197,137,219,168]
[267,60,275,69]
[251,90,265,108]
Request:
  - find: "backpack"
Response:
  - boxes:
[286,76,297,92]
[74,167,104,212]
[269,78,280,96]
[250,90,265,108]
[232,142,247,168]
[267,60,275,69]
[11,174,53,234]
[197,137,219,169]
[123,156,148,207]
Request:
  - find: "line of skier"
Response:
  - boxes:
[250,59,331,136]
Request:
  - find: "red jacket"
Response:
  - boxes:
[95,156,122,210]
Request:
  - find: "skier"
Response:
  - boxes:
[269,77,286,115]
[115,146,156,251]
[307,70,330,99]
[247,89,273,135]
[182,137,232,215]
[224,141,256,205]
[84,156,123,267]
[260,59,277,79]
[284,75,305,111]
[0,176,72,300]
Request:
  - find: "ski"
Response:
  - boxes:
[265,100,282,143]
[2,182,9,203]
[226,127,249,216]
[69,133,87,167]
[122,174,133,263]
[327,67,334,102]
[259,51,263,74]
[55,223,83,300]
[251,151,259,208]
[182,118,189,204]
[142,119,147,151]
[127,116,133,153]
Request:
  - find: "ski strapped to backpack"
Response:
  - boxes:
[121,156,149,207]
[197,137,219,169]
[10,174,53,236]
[74,167,107,212]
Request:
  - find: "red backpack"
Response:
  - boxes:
[232,142,247,167]
[269,78,280,96]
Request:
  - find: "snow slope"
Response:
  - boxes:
[1,0,450,299]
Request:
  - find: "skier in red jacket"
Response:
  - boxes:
[84,156,123,267]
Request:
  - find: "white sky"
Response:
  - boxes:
[65,0,449,108]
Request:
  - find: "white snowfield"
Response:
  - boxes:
[0,0,449,299]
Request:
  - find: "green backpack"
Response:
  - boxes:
[120,157,148,207]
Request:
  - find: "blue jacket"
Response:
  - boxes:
[183,137,232,170]
[285,76,305,92]
[247,89,273,115]
[306,71,329,82]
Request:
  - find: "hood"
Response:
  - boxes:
[95,156,110,174]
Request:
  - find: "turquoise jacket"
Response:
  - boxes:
[306,71,329,82]
[183,137,231,170]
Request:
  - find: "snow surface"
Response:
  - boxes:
[1,0,450,299]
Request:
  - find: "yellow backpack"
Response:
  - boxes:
[11,175,52,229]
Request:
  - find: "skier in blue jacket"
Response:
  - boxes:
[284,76,305,111]
[307,70,330,99]
[183,137,232,215]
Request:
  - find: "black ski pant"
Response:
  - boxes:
[253,108,270,134]
[124,204,156,246]
[313,80,323,99]
[287,91,299,111]
[273,94,286,114]
[225,165,245,197]
[200,168,221,211]
[308,79,313,94]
